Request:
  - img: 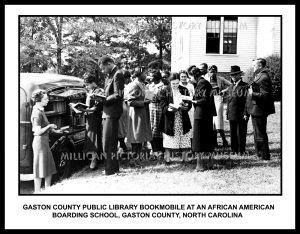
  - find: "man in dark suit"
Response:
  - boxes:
[100,56,125,175]
[227,66,249,154]
[245,58,275,160]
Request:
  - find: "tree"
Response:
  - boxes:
[19,17,172,77]
[45,17,64,74]
[20,17,53,73]
[136,17,172,70]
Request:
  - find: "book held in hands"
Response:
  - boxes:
[69,102,89,114]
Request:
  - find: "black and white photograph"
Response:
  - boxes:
[4,4,295,230]
[18,15,282,195]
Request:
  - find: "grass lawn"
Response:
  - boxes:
[41,102,281,194]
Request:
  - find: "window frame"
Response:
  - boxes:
[205,16,239,55]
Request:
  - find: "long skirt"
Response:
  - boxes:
[118,101,128,138]
[192,117,214,152]
[149,102,163,138]
[32,134,57,178]
[163,112,191,150]
[188,106,194,138]
[84,112,102,155]
[213,95,224,130]
[127,106,152,144]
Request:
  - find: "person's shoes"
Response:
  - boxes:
[181,160,188,165]
[117,148,124,155]
[223,141,229,148]
[261,155,270,160]
[206,157,214,169]
[105,170,115,176]
[164,161,171,166]
[89,158,98,170]
[195,166,205,172]
[143,142,152,151]
[129,159,141,167]
[149,156,157,161]
[158,152,164,160]
[195,158,205,172]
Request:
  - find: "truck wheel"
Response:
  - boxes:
[51,138,74,183]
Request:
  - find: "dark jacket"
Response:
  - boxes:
[193,77,217,119]
[244,69,275,117]
[226,80,248,121]
[159,85,192,136]
[102,66,125,119]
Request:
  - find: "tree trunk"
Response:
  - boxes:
[94,31,100,79]
[28,19,37,72]
[56,17,63,74]
[159,39,163,70]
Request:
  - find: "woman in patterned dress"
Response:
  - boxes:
[159,73,192,164]
[31,89,62,193]
[148,70,165,159]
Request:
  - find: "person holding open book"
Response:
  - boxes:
[191,67,217,171]
[206,65,231,148]
[100,56,125,175]
[126,68,153,166]
[83,74,103,170]
[179,70,195,147]
[159,73,192,165]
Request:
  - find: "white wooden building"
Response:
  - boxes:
[171,16,281,72]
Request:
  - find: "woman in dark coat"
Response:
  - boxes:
[191,67,217,171]
[83,75,103,170]
[159,73,192,164]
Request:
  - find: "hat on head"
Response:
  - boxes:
[230,65,243,75]
[208,65,218,72]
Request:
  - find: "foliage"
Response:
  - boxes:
[243,54,281,101]
[265,54,281,101]
[20,16,172,78]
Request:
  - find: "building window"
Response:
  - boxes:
[206,16,238,54]
[223,16,238,54]
[206,16,221,54]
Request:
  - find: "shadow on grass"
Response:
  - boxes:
[68,148,282,179]
[117,154,281,174]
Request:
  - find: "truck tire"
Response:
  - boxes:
[51,136,75,182]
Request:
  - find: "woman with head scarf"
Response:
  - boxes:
[207,65,231,148]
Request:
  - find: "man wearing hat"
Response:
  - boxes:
[226,65,249,154]
[245,58,275,160]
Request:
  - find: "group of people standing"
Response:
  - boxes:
[30,56,275,192]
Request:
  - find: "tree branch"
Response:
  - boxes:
[45,17,58,41]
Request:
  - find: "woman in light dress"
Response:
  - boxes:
[30,89,62,193]
[206,65,231,148]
